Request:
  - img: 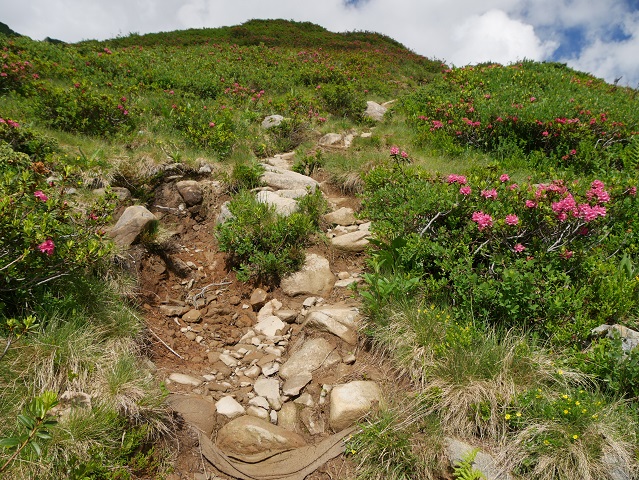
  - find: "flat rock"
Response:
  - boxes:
[445,437,512,480]
[280,337,336,380]
[215,396,245,419]
[300,408,325,435]
[261,165,319,192]
[280,254,335,296]
[182,309,202,323]
[175,180,203,206]
[278,402,299,431]
[282,372,313,397]
[254,377,281,401]
[262,115,284,129]
[254,315,288,338]
[168,373,203,387]
[329,381,382,431]
[364,101,387,121]
[331,230,370,252]
[256,190,298,216]
[159,305,190,317]
[109,205,157,247]
[168,395,216,436]
[216,415,306,463]
[324,207,357,226]
[303,306,360,345]
[318,133,343,146]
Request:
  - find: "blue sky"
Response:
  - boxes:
[1,0,638,86]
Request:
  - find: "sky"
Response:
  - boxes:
[2,0,639,87]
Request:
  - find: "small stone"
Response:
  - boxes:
[219,353,239,367]
[337,271,351,280]
[343,353,357,365]
[182,309,202,323]
[229,295,241,306]
[249,288,268,309]
[294,393,314,407]
[184,331,197,341]
[275,309,298,323]
[159,305,190,317]
[249,396,271,410]
[278,402,298,431]
[302,297,317,308]
[261,362,280,377]
[270,410,278,424]
[329,381,382,431]
[215,396,245,419]
[246,405,270,420]
[300,408,325,435]
[254,377,280,401]
[243,365,261,379]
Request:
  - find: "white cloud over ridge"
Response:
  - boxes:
[1,0,637,86]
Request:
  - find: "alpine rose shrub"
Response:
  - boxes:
[361,157,639,344]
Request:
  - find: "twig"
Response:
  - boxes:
[0,335,13,363]
[0,253,26,272]
[148,327,183,359]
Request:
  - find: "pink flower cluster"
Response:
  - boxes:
[472,211,493,231]
[447,174,467,185]
[505,214,519,226]
[459,186,472,195]
[38,239,55,256]
[586,180,610,203]
[390,146,400,156]
[34,190,48,202]
[481,188,498,199]
[0,117,20,128]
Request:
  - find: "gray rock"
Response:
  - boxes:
[216,201,234,224]
[445,437,512,480]
[246,405,270,420]
[168,373,203,387]
[216,416,306,463]
[176,180,203,206]
[254,315,288,338]
[215,396,245,419]
[275,309,298,323]
[324,207,358,226]
[365,101,387,121]
[591,324,639,352]
[331,230,370,252]
[261,165,319,192]
[303,306,360,345]
[329,381,382,431]
[168,395,217,436]
[318,133,343,146]
[262,115,284,129]
[282,372,313,397]
[275,188,310,199]
[280,254,335,297]
[256,191,298,216]
[109,205,157,247]
[280,337,336,380]
[254,377,281,402]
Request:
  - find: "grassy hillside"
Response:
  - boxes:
[2,17,639,480]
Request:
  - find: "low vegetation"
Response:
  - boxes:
[1,17,639,480]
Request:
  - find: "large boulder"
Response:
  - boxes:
[262,115,284,129]
[318,133,343,146]
[109,205,157,247]
[261,165,319,192]
[324,207,358,226]
[329,381,382,431]
[281,254,335,296]
[216,416,306,463]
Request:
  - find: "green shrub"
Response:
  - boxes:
[0,141,114,319]
[320,83,365,120]
[33,83,134,136]
[215,190,323,283]
[360,153,639,344]
[226,160,264,192]
[0,116,58,159]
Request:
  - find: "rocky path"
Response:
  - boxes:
[113,133,390,479]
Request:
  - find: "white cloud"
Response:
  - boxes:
[449,9,557,65]
[0,0,637,85]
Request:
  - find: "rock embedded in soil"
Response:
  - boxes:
[282,372,313,397]
[303,308,359,345]
[331,230,370,252]
[261,165,319,192]
[329,381,382,431]
[109,205,157,247]
[280,254,335,297]
[159,305,190,317]
[175,180,203,206]
[182,309,202,323]
[256,190,299,216]
[249,288,268,309]
[323,207,357,226]
[364,101,387,121]
[279,337,336,380]
[445,437,512,480]
[216,416,307,463]
[318,133,343,146]
[261,115,284,129]
[168,373,203,387]
[168,395,217,436]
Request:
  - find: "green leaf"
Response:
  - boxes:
[17,414,35,430]
[0,437,21,449]
[30,441,42,456]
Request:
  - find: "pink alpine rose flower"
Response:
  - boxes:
[513,243,526,253]
[34,190,48,202]
[471,211,493,231]
[38,239,55,256]
[499,174,510,182]
[505,214,519,226]
[459,186,472,196]
[481,189,498,200]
